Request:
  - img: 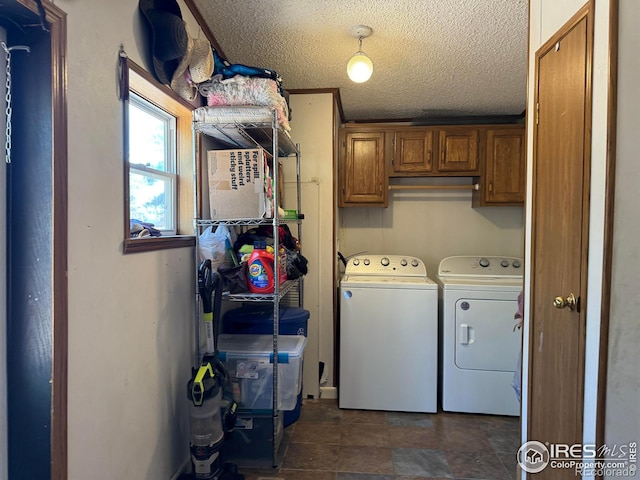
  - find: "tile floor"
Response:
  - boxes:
[236,399,522,480]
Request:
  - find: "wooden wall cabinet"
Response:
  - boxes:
[390,127,479,176]
[391,128,434,175]
[473,126,525,206]
[438,128,480,174]
[339,123,525,207]
[338,129,388,207]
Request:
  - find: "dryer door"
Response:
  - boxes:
[454,298,521,371]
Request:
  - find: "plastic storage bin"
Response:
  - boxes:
[218,334,306,411]
[222,306,309,336]
[221,410,284,466]
[223,306,309,426]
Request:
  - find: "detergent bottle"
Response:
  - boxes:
[247,241,275,293]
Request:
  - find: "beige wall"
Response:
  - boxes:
[604,0,640,463]
[285,93,336,396]
[56,1,203,478]
[339,187,524,279]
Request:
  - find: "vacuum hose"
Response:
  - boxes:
[198,260,223,354]
[210,270,223,354]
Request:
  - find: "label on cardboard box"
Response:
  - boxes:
[207,149,266,220]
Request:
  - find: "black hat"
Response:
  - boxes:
[138,0,189,85]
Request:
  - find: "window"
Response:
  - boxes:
[123,61,195,254]
[129,93,177,235]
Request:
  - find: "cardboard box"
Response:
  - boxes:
[207,149,266,220]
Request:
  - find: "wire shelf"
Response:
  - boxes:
[195,217,303,228]
[222,279,300,302]
[192,106,303,469]
[193,122,298,157]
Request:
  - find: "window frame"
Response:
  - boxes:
[128,91,178,235]
[123,60,196,254]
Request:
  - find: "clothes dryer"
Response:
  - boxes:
[339,255,438,412]
[436,255,523,416]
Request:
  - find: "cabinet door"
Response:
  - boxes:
[484,128,525,204]
[391,129,434,175]
[438,128,480,173]
[339,130,387,206]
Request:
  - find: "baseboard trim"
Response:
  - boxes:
[320,386,338,399]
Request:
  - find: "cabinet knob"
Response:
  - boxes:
[488,182,493,192]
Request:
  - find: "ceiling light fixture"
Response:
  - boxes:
[347,25,373,83]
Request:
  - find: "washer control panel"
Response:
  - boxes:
[345,255,426,277]
[438,255,523,278]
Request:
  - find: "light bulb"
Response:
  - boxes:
[347,51,373,83]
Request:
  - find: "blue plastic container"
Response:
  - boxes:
[223,306,309,336]
[222,306,309,426]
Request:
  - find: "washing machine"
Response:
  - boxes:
[436,255,523,416]
[339,254,438,413]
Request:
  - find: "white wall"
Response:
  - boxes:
[523,2,613,479]
[604,0,640,464]
[285,93,336,396]
[55,1,203,478]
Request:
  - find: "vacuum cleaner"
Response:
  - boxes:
[181,259,243,480]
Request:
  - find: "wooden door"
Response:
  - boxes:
[484,127,525,204]
[4,2,68,479]
[438,128,479,173]
[529,7,592,478]
[339,130,387,206]
[391,128,434,175]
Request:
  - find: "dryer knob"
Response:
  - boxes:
[363,258,370,266]
[400,258,408,266]
[352,259,360,266]
[513,260,522,268]
[381,257,390,266]
[479,257,490,267]
[411,259,419,267]
[501,260,509,268]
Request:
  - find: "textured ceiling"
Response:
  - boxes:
[189,0,528,123]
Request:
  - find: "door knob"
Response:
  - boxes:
[553,293,577,311]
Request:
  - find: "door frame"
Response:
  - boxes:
[14,1,68,479]
[595,0,618,461]
[528,1,593,450]
[525,0,619,476]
